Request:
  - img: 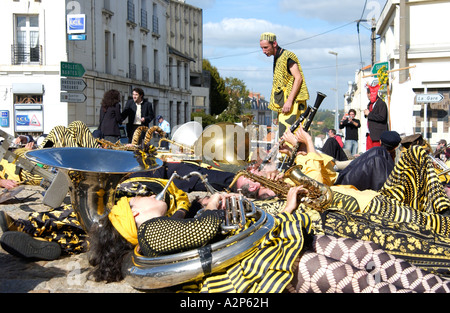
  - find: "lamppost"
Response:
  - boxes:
[329,51,338,130]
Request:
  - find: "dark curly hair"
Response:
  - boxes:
[88,215,133,283]
[101,89,121,112]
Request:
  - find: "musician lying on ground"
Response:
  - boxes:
[81,171,450,292]
[0,129,448,260]
[3,146,450,291]
[82,167,450,292]
[278,125,403,191]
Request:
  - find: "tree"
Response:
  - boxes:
[219,77,250,123]
[202,59,228,115]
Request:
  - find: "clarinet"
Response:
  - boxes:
[282,92,327,171]
[258,105,312,170]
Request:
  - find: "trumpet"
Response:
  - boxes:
[156,171,218,201]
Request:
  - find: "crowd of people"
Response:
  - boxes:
[0,32,450,294]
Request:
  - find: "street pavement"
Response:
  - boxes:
[0,185,143,293]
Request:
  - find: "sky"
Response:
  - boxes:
[184,0,387,111]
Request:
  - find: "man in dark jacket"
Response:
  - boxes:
[364,87,388,151]
[121,87,154,143]
[335,131,401,191]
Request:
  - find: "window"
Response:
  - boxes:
[127,0,135,23]
[140,0,148,29]
[152,3,159,34]
[105,31,111,74]
[129,40,136,79]
[13,15,41,64]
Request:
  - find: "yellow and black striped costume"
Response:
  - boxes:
[0,121,99,185]
[321,146,450,277]
[11,204,88,255]
[270,49,309,136]
[39,121,99,149]
[179,210,313,293]
[0,147,43,185]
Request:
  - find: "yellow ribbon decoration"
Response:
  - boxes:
[108,196,138,246]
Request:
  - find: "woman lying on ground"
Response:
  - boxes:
[88,190,247,283]
[87,173,450,293]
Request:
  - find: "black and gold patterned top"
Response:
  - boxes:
[269,49,309,112]
[138,210,224,257]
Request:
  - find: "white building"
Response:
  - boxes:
[376,0,450,144]
[0,0,203,137]
[346,0,450,152]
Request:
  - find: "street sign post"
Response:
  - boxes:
[60,92,87,103]
[61,62,85,78]
[60,78,87,92]
[372,62,389,76]
[416,93,444,103]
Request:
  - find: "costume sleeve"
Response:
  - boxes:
[138,210,224,257]
[293,153,337,186]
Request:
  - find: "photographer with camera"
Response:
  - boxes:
[339,109,361,156]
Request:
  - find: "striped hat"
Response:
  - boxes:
[260,32,277,42]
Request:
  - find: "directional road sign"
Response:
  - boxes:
[61,62,85,78]
[416,93,444,103]
[372,62,389,75]
[61,78,87,92]
[60,92,87,103]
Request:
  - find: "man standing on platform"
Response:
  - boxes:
[259,32,309,139]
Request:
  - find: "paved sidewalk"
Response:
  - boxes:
[0,185,143,293]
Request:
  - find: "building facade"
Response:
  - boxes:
[0,0,203,137]
[345,0,450,152]
[376,0,450,144]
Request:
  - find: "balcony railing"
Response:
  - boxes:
[152,15,159,34]
[11,44,43,65]
[154,69,160,84]
[141,9,148,29]
[142,66,149,82]
[129,63,136,80]
[127,1,135,23]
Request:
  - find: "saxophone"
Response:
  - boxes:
[228,165,333,212]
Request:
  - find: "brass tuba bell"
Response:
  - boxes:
[25,147,162,231]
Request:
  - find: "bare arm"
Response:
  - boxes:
[282,63,303,114]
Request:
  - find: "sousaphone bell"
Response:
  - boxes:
[25,148,162,231]
[193,122,250,173]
